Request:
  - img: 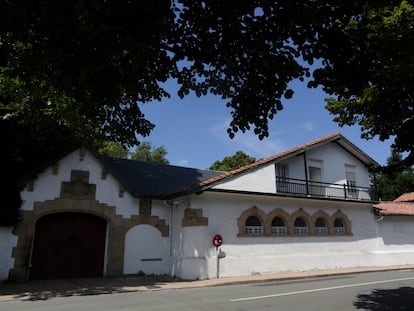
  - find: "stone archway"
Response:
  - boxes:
[9,169,169,281]
[9,197,125,281]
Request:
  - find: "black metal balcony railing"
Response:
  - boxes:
[276,177,376,201]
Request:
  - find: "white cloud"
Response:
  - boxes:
[301,121,314,132]
[234,132,288,158]
[208,118,288,159]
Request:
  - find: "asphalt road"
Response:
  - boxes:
[2,269,414,311]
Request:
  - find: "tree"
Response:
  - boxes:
[210,151,256,171]
[1,1,414,225]
[130,142,169,164]
[323,1,414,168]
[1,0,174,225]
[97,141,129,159]
[376,150,414,201]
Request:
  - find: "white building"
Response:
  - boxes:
[2,132,414,282]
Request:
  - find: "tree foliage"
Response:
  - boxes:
[97,141,169,164]
[97,141,129,159]
[1,1,414,225]
[324,1,414,168]
[130,142,169,165]
[210,151,256,171]
[376,150,414,201]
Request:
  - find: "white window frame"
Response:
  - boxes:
[345,164,357,197]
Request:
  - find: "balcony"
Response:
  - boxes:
[276,177,377,201]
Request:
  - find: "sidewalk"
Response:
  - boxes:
[1,265,414,302]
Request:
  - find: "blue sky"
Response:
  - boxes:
[138,79,392,169]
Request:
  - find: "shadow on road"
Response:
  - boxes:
[0,275,181,301]
[354,287,414,310]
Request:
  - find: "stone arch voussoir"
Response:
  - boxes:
[10,197,122,281]
[237,205,267,235]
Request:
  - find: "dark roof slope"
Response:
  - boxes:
[99,156,222,199]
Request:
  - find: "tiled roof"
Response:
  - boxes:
[373,202,414,216]
[192,132,379,191]
[373,193,414,216]
[194,133,342,189]
[394,192,414,202]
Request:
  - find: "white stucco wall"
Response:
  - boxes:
[124,224,170,275]
[21,150,139,218]
[170,192,414,280]
[212,165,276,193]
[371,216,414,265]
[16,148,171,280]
[0,227,17,281]
[281,143,371,187]
[20,149,169,220]
[305,143,371,187]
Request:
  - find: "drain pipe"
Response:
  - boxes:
[165,199,186,255]
[163,199,186,277]
[163,200,175,256]
[163,200,175,277]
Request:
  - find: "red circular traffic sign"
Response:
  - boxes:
[212,234,223,247]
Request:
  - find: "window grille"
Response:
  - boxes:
[271,217,287,234]
[245,216,263,235]
[315,218,328,235]
[334,219,345,234]
[294,217,308,235]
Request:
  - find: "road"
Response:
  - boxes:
[2,269,414,311]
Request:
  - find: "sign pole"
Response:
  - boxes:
[212,234,223,279]
[216,246,220,279]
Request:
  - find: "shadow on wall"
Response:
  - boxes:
[353,287,414,310]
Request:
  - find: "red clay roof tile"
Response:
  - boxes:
[195,132,341,189]
[373,201,414,216]
[394,192,414,202]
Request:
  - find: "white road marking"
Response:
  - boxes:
[230,276,414,302]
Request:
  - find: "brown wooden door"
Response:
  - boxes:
[30,212,107,280]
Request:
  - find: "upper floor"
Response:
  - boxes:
[209,133,379,202]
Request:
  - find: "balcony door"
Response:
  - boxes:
[345,164,357,198]
[275,164,289,193]
[308,160,323,196]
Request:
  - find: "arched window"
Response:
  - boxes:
[271,217,287,234]
[294,217,308,235]
[245,216,263,234]
[315,218,327,235]
[334,219,345,234]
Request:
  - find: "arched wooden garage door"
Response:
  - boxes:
[30,212,107,280]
